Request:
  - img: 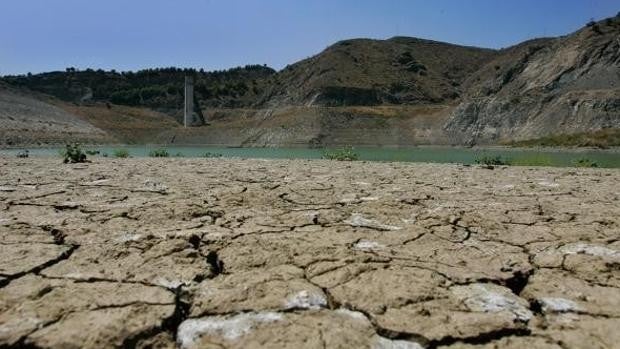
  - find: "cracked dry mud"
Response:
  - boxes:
[0,157,619,349]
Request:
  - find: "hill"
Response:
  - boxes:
[261,37,497,107]
[1,65,275,114]
[445,16,620,145]
[1,15,619,147]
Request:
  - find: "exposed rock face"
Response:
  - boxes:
[444,18,620,145]
[1,157,619,348]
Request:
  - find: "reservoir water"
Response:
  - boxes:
[2,145,620,168]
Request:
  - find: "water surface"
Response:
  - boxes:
[2,145,620,168]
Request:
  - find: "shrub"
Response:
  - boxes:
[174,152,184,157]
[85,150,100,156]
[322,146,359,161]
[574,158,598,168]
[113,149,129,158]
[149,149,169,157]
[16,150,29,158]
[61,143,88,163]
[203,152,223,158]
[587,19,602,34]
[474,155,509,166]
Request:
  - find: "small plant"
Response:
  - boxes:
[61,143,88,163]
[474,155,509,166]
[204,152,223,158]
[149,149,169,157]
[113,149,130,158]
[174,152,185,157]
[574,158,599,168]
[16,150,29,158]
[85,150,100,156]
[322,146,359,161]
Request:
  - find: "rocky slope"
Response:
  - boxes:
[444,17,620,145]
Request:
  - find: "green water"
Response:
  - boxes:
[2,145,620,168]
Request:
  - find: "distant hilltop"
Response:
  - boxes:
[1,15,619,147]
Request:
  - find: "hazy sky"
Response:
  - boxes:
[1,0,618,75]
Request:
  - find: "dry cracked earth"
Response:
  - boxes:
[0,157,619,349]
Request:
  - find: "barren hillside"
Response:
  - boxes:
[0,84,114,147]
[445,17,620,145]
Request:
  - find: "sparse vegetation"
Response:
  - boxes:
[587,19,602,34]
[322,146,359,161]
[204,152,223,158]
[61,143,88,163]
[174,152,184,157]
[474,155,509,166]
[113,149,130,158]
[574,158,599,168]
[148,149,169,157]
[16,150,29,158]
[85,150,100,156]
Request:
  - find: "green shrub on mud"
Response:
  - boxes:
[149,149,169,157]
[61,143,88,163]
[474,155,509,166]
[204,152,223,158]
[16,150,29,158]
[113,149,130,158]
[322,146,359,161]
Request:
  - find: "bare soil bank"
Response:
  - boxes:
[1,158,619,348]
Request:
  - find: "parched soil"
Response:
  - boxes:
[0,158,619,349]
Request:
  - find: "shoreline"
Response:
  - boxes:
[2,142,620,152]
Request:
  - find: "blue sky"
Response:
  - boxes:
[0,0,618,75]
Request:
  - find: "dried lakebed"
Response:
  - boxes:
[0,158,619,349]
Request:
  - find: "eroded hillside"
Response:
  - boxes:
[445,17,620,145]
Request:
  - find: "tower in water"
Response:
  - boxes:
[184,75,205,127]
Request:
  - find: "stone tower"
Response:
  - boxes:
[184,75,194,127]
[184,75,205,127]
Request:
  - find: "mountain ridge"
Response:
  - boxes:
[1,15,619,147]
